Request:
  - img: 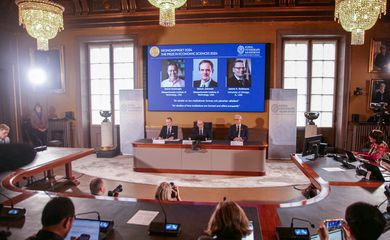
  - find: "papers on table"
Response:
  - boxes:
[230,141,244,146]
[127,210,159,226]
[152,139,165,144]
[182,140,193,145]
[322,167,346,172]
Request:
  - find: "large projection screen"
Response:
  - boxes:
[147,43,268,112]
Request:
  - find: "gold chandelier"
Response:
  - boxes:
[335,0,387,45]
[148,0,187,27]
[16,0,65,51]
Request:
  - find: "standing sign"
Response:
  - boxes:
[120,90,145,155]
[268,89,297,159]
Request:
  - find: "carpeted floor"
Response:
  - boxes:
[72,155,309,188]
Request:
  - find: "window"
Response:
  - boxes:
[89,42,134,125]
[283,40,337,127]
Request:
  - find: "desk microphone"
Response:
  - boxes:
[75,211,114,234]
[291,217,315,229]
[76,211,101,221]
[149,190,180,237]
[0,192,26,220]
[276,217,314,240]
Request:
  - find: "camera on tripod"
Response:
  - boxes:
[108,185,123,197]
[369,102,390,124]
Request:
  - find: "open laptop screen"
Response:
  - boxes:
[65,218,100,240]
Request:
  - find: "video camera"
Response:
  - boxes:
[369,102,390,124]
[108,185,123,197]
[169,182,178,199]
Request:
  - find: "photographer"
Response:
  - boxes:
[155,182,181,201]
[89,178,106,196]
[317,202,385,240]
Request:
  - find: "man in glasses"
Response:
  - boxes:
[227,59,251,88]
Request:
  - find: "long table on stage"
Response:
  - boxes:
[132,139,267,176]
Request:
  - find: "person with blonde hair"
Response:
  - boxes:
[199,200,252,240]
[154,182,181,201]
[0,124,10,144]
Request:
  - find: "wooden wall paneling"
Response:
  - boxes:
[188,0,226,8]
[91,0,122,13]
[241,0,278,7]
[295,0,334,6]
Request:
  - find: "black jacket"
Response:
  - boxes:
[158,125,178,139]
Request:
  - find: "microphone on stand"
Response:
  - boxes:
[291,217,316,229]
[276,217,314,240]
[0,192,26,220]
[75,211,114,234]
[76,211,101,221]
[149,189,181,237]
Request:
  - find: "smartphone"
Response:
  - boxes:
[7,209,20,215]
[324,219,345,230]
[294,228,309,236]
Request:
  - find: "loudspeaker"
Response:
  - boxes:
[352,114,360,123]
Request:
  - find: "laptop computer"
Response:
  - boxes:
[65,218,101,240]
[345,151,358,162]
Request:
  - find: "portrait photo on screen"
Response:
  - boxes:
[227,58,252,88]
[192,59,218,88]
[161,59,185,88]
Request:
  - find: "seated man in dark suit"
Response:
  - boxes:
[158,117,178,140]
[191,120,212,141]
[228,115,248,142]
[193,60,218,88]
[227,59,251,87]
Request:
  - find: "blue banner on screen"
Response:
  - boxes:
[147,43,267,112]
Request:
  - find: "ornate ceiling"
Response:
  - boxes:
[1,0,389,30]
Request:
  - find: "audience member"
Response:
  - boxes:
[31,103,48,147]
[198,200,251,240]
[0,124,10,144]
[317,202,386,240]
[155,182,181,201]
[228,115,248,142]
[89,177,106,196]
[158,117,178,140]
[355,129,389,162]
[26,197,75,240]
[191,120,212,140]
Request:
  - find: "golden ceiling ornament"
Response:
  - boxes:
[335,0,387,45]
[16,0,65,51]
[148,0,187,27]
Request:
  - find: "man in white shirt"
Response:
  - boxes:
[161,63,185,88]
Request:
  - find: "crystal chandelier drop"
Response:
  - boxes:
[335,0,387,45]
[148,0,187,27]
[16,0,65,51]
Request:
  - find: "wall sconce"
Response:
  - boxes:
[353,87,363,96]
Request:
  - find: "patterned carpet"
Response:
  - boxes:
[72,155,309,188]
